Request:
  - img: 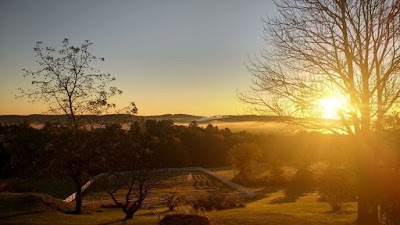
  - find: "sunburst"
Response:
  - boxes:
[319,97,343,119]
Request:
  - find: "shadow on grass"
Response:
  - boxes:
[243,182,315,205]
[271,184,315,204]
[0,211,45,220]
[324,210,354,215]
[98,207,170,225]
[98,218,125,225]
[243,185,280,204]
[323,203,357,215]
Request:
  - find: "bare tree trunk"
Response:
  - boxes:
[357,191,379,225]
[74,179,83,214]
[124,211,134,220]
[357,163,379,225]
[123,206,139,220]
[356,135,379,225]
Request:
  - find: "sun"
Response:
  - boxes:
[319,97,343,119]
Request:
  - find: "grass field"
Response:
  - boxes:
[210,163,302,182]
[82,171,237,206]
[0,191,357,225]
[0,166,357,225]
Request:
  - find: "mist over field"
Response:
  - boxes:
[177,121,296,134]
[0,114,298,134]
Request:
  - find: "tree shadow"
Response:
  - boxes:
[98,218,125,225]
[270,184,314,204]
[97,208,169,225]
[324,209,354,215]
[244,185,280,204]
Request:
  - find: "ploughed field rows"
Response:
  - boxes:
[82,171,237,207]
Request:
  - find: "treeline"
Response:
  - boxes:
[1,120,399,180]
[0,120,255,179]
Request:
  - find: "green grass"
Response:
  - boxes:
[1,166,357,224]
[83,171,236,207]
[0,190,357,225]
[0,208,160,225]
[0,193,73,219]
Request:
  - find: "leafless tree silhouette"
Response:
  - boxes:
[240,1,400,224]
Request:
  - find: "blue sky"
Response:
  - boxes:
[0,0,276,116]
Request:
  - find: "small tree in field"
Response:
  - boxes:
[105,168,162,222]
[103,121,162,222]
[227,143,260,182]
[19,39,135,213]
[104,148,162,222]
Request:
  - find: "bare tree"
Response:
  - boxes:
[19,39,135,213]
[240,1,400,224]
[104,147,162,222]
[19,38,129,126]
[105,169,162,222]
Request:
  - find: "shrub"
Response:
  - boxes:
[319,166,356,211]
[227,143,260,182]
[381,197,400,225]
[191,192,245,211]
[268,160,286,184]
[380,171,400,225]
[292,166,314,186]
[160,192,186,211]
[231,176,267,186]
[160,214,210,225]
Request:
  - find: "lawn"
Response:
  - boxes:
[0,190,357,225]
[0,166,357,225]
[82,170,237,206]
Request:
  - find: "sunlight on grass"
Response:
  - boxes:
[1,164,356,225]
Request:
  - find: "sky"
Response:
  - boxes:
[0,0,276,116]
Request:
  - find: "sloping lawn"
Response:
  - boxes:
[1,190,356,225]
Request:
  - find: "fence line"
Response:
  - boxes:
[63,167,254,203]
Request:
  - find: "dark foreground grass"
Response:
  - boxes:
[1,190,357,225]
[0,193,73,219]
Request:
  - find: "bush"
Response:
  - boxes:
[227,143,260,182]
[268,160,286,184]
[292,166,314,185]
[160,214,210,225]
[231,176,267,186]
[381,197,400,225]
[380,171,400,225]
[191,192,245,211]
[160,192,186,211]
[319,166,356,211]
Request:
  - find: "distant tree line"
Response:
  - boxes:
[3,121,400,181]
[0,120,253,179]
